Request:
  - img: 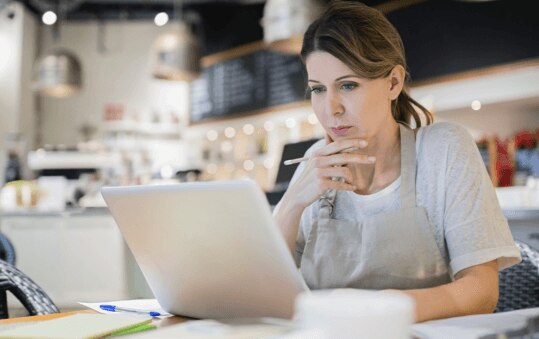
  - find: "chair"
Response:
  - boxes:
[496,240,539,312]
[0,259,59,318]
[0,233,16,266]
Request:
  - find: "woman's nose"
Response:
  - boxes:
[326,92,344,116]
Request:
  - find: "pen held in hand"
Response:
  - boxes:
[99,304,162,317]
[283,146,361,166]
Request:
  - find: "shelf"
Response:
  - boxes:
[103,120,138,133]
[103,121,181,136]
[137,122,180,136]
[28,151,121,170]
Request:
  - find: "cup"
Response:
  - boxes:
[294,289,415,339]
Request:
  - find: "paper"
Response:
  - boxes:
[79,298,172,319]
[0,313,152,339]
[130,318,294,338]
[411,307,539,339]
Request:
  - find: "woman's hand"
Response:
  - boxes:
[274,136,374,252]
[284,138,374,210]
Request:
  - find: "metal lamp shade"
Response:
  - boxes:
[33,50,82,98]
[151,22,201,81]
[262,0,325,54]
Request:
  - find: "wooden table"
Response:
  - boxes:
[0,309,192,333]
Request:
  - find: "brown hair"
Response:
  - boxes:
[300,1,433,127]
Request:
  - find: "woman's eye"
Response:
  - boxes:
[340,82,358,91]
[310,86,325,94]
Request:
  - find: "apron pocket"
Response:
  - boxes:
[313,218,363,260]
[301,218,363,289]
[360,207,449,282]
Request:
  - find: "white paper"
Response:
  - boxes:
[78,298,173,319]
[411,324,493,339]
[128,318,294,338]
[411,307,539,339]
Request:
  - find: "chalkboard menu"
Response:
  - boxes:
[190,47,307,123]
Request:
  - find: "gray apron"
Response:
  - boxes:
[300,124,452,290]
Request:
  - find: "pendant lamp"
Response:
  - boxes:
[261,0,325,54]
[32,0,83,98]
[151,21,200,81]
[150,0,200,81]
[33,49,82,98]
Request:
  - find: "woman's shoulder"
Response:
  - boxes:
[419,121,472,140]
[417,121,476,150]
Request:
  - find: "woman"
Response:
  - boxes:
[274,1,521,322]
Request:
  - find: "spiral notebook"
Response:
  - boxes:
[0,313,153,339]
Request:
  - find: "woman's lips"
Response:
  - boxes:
[330,126,352,135]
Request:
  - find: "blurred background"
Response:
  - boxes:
[0,0,538,313]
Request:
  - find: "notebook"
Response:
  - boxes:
[101,180,308,319]
[0,313,152,339]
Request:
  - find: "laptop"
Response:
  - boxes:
[101,180,308,319]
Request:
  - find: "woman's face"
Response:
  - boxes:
[305,51,397,141]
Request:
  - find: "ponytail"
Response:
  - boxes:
[392,89,433,128]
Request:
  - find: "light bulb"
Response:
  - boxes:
[42,11,57,25]
[154,12,169,27]
[471,100,481,111]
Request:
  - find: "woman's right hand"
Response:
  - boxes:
[283,138,374,210]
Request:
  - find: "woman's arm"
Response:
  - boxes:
[400,260,499,323]
[273,192,309,252]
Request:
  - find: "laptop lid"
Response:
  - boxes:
[101,180,307,319]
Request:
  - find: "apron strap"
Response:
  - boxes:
[399,124,417,210]
[319,189,337,219]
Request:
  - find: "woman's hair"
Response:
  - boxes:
[301,1,433,127]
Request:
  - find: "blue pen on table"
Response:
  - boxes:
[99,304,161,317]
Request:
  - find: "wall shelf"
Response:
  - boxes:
[27,151,121,170]
[103,121,181,136]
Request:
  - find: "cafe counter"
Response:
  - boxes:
[0,207,153,310]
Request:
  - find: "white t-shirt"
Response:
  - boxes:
[283,121,521,277]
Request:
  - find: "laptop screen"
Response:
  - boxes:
[274,138,320,191]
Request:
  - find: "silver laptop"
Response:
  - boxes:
[101,179,308,319]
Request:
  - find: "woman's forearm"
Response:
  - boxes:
[273,193,306,253]
[401,260,499,323]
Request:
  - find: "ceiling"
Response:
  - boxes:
[17,0,394,21]
[13,0,538,77]
[15,0,404,56]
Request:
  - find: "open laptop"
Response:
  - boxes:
[101,179,308,319]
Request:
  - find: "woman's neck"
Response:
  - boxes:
[352,119,401,195]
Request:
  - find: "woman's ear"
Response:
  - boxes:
[388,65,405,100]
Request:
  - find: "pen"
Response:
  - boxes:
[99,304,162,317]
[283,146,361,166]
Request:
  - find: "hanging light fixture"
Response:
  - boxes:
[33,49,82,97]
[261,0,325,54]
[150,0,200,81]
[31,0,84,98]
